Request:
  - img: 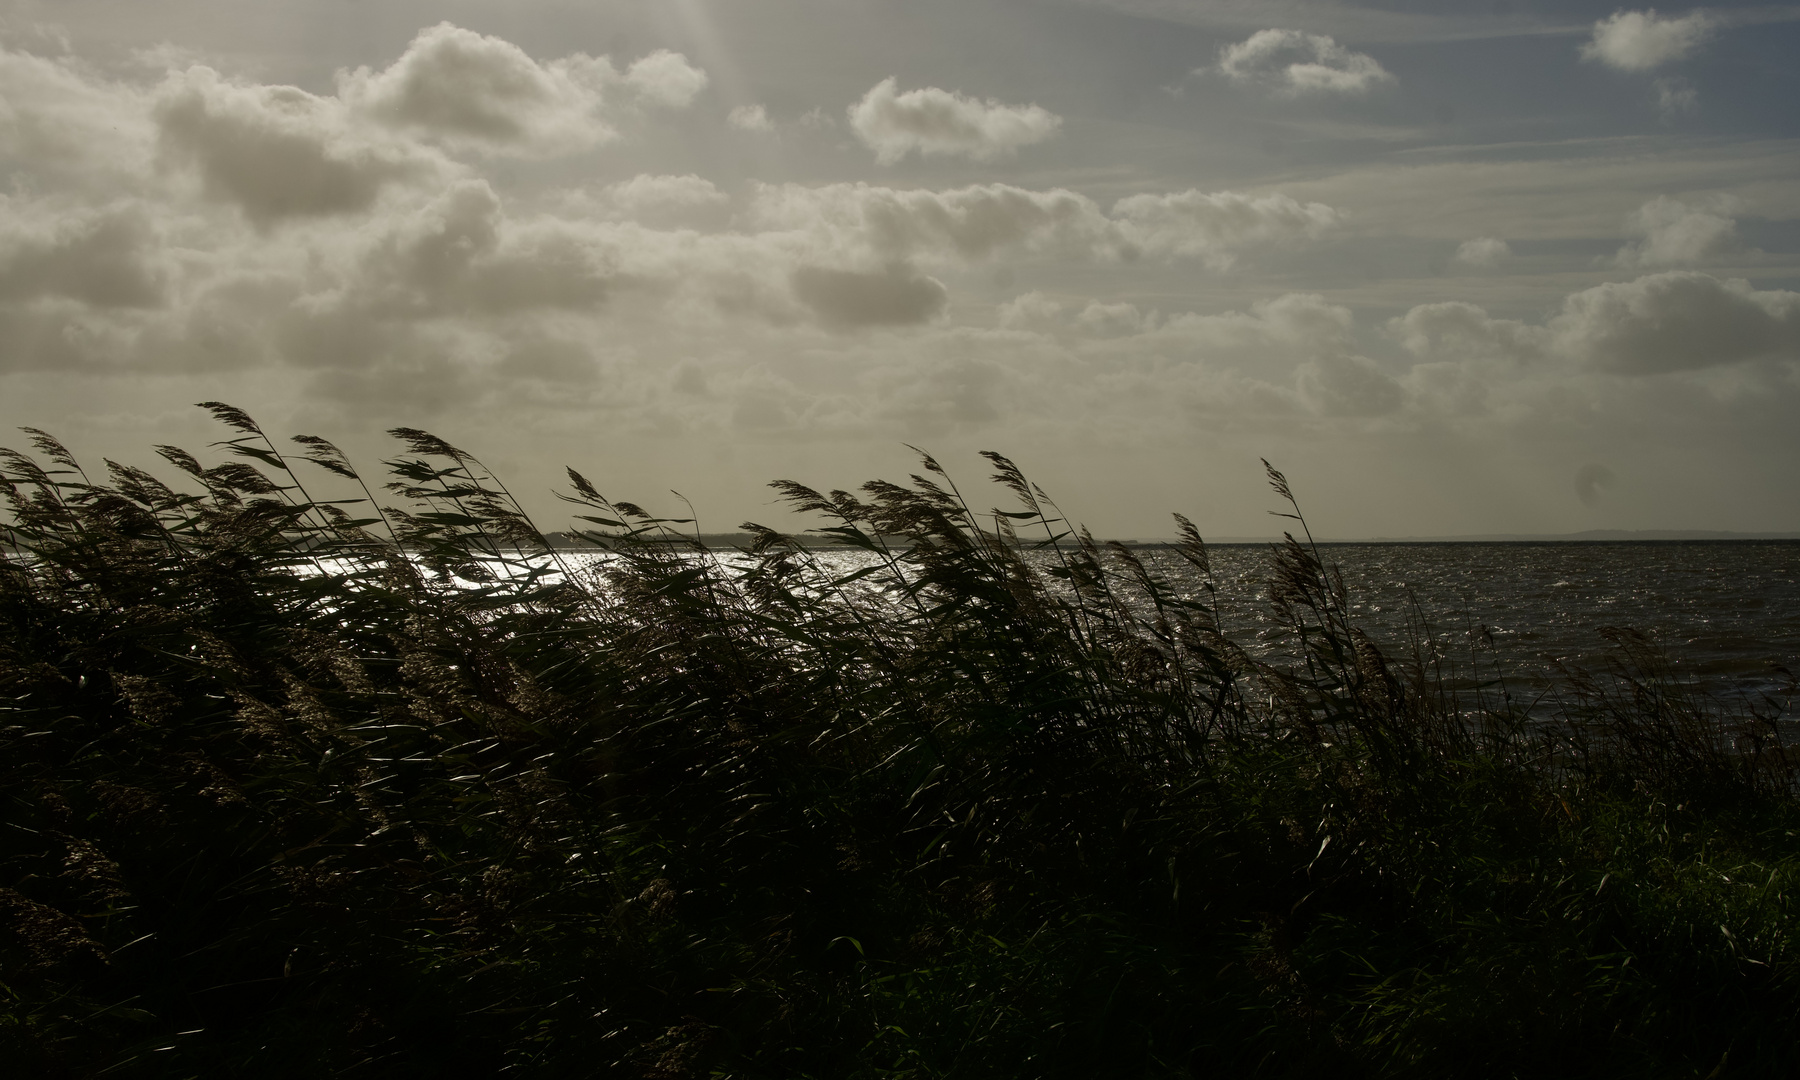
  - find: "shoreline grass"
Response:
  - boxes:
[3,407,1798,1078]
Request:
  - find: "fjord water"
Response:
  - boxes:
[1159,540,1800,705]
[583,538,1798,703]
[696,538,1797,705]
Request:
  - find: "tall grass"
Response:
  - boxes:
[2,406,1798,1078]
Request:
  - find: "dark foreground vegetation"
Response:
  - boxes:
[4,405,1799,1079]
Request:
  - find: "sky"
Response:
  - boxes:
[1,0,1798,538]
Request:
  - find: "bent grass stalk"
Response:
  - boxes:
[2,405,1798,1079]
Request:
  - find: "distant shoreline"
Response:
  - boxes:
[1199,531,1800,545]
[542,530,1800,549]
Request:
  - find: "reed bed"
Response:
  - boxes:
[3,405,1798,1078]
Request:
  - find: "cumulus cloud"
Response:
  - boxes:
[1613,196,1740,267]
[1157,292,1356,358]
[1297,354,1403,416]
[1400,361,1490,417]
[1581,9,1717,72]
[747,182,1338,272]
[0,201,167,308]
[871,354,1009,428]
[142,24,714,224]
[983,293,1343,419]
[1551,272,1799,373]
[1123,292,1394,417]
[748,181,1114,263]
[156,66,443,225]
[337,23,705,156]
[566,173,732,228]
[1110,189,1339,269]
[1391,272,1800,374]
[0,44,157,189]
[996,291,1066,333]
[988,292,1384,421]
[0,31,1358,440]
[1217,30,1395,96]
[790,263,948,327]
[728,104,773,131]
[997,293,1152,337]
[1387,301,1546,364]
[1452,237,1510,269]
[327,181,614,322]
[620,49,709,110]
[848,78,1061,164]
[1073,299,1152,337]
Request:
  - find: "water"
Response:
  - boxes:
[1139,541,1800,707]
[500,538,1800,709]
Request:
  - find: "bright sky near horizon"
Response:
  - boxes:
[1,0,1797,537]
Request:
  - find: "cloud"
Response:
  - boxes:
[728,104,773,132]
[155,66,444,225]
[1297,354,1403,416]
[499,334,601,385]
[1387,301,1546,363]
[0,34,1353,438]
[1551,271,1799,374]
[985,292,1390,422]
[1217,29,1395,96]
[790,263,949,327]
[1074,299,1152,338]
[1613,196,1739,267]
[1084,290,1394,417]
[1452,237,1510,269]
[848,78,1061,164]
[1581,9,1717,72]
[1399,361,1490,417]
[329,181,614,321]
[232,180,629,387]
[1391,272,1800,374]
[1110,189,1339,268]
[1654,76,1699,118]
[0,201,167,308]
[0,35,1345,402]
[337,23,705,156]
[573,173,731,227]
[747,181,1338,273]
[748,181,1115,263]
[1155,292,1357,360]
[0,44,157,190]
[997,292,1152,337]
[145,23,714,223]
[1574,463,1616,506]
[621,50,709,110]
[996,291,1067,332]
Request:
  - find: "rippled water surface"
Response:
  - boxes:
[1158,541,1800,701]
[547,540,1798,703]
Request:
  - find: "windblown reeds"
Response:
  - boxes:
[2,408,1798,1078]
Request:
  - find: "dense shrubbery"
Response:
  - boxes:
[3,405,1798,1078]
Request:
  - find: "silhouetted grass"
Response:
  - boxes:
[3,406,1798,1078]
